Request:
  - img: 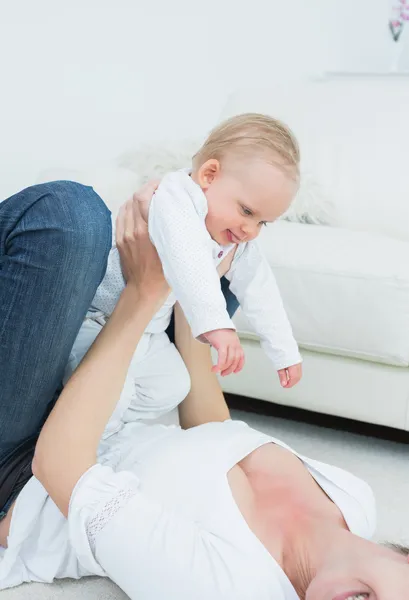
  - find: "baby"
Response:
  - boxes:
[72,113,302,424]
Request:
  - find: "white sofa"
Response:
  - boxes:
[37,76,409,431]
[218,76,409,431]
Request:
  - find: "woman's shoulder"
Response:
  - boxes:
[68,464,140,576]
[300,455,377,539]
[222,422,377,540]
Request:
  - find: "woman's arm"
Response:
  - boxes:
[33,183,167,517]
[174,250,236,429]
[175,303,230,429]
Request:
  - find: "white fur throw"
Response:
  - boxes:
[284,172,336,225]
[118,142,336,226]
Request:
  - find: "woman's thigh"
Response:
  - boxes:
[0,181,111,516]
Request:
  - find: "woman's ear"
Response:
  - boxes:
[196,159,221,191]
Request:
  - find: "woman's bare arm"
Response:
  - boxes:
[174,250,237,429]
[175,303,230,429]
[33,183,167,517]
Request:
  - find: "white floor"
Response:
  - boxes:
[3,410,409,599]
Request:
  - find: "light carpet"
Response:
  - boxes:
[3,410,408,599]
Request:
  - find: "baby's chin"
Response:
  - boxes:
[210,233,223,244]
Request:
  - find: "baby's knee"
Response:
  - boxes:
[124,340,192,422]
[151,358,191,415]
[155,359,191,413]
[172,360,191,406]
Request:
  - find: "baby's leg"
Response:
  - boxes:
[90,246,126,316]
[123,332,191,422]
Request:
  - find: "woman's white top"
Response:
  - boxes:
[0,420,376,599]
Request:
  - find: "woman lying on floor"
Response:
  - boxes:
[0,181,408,600]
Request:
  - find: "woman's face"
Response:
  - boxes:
[306,544,409,600]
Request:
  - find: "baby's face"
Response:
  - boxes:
[195,158,297,246]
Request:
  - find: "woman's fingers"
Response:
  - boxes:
[117,179,160,248]
[125,199,136,242]
[133,180,160,222]
[131,191,149,240]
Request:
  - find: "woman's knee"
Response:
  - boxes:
[40,181,112,284]
[48,181,111,252]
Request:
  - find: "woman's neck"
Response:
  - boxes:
[279,514,348,598]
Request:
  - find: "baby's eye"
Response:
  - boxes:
[260,221,268,227]
[242,206,253,216]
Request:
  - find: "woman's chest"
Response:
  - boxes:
[108,425,232,520]
[238,443,347,526]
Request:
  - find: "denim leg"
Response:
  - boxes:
[166,276,240,344]
[0,181,111,513]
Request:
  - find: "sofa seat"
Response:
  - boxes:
[233,221,409,368]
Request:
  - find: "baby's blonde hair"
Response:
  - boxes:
[193,113,300,181]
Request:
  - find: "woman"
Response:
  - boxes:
[0,181,408,599]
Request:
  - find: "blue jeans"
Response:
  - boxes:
[0,180,240,518]
[0,181,112,518]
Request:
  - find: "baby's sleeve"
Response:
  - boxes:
[148,172,235,338]
[226,241,302,370]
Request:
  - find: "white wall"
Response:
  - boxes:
[0,0,407,198]
[324,0,409,73]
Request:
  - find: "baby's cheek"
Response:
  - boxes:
[205,210,225,234]
[204,213,216,235]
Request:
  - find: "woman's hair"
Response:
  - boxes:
[192,113,300,181]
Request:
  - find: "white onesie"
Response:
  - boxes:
[72,170,302,419]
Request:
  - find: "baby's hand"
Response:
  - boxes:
[203,329,245,377]
[277,363,302,389]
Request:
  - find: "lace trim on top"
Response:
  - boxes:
[86,488,137,554]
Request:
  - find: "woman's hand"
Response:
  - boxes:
[116,181,170,308]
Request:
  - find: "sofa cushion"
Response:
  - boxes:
[233,221,409,367]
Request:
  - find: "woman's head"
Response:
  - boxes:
[305,538,409,600]
[191,113,300,245]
